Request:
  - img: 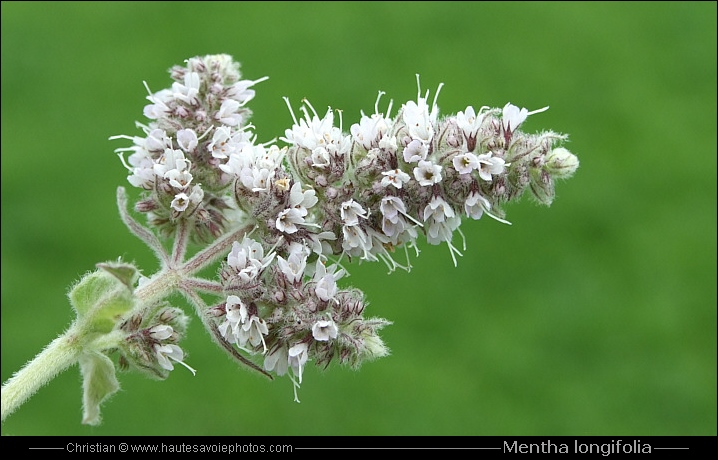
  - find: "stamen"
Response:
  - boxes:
[457,227,467,251]
[172,357,197,376]
[446,240,463,268]
[116,152,133,172]
[336,108,343,132]
[528,106,550,116]
[484,210,512,225]
[142,80,154,98]
[302,98,320,119]
[432,83,444,111]
[283,97,299,126]
[400,210,424,228]
[108,134,134,141]
[374,91,386,115]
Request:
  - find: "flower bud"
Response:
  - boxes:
[545,147,579,179]
[529,168,555,206]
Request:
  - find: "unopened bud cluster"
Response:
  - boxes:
[111,54,578,400]
[117,302,194,379]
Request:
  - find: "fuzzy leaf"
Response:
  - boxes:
[68,269,135,333]
[79,351,120,426]
[97,260,140,290]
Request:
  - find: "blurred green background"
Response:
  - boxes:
[1,1,715,436]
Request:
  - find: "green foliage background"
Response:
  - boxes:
[1,1,716,436]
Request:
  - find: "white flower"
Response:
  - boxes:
[380,196,405,223]
[423,195,461,249]
[464,191,512,225]
[143,88,172,119]
[208,126,235,159]
[305,231,337,257]
[464,191,491,220]
[378,135,398,153]
[264,346,289,376]
[402,139,428,163]
[171,193,190,212]
[380,168,411,189]
[404,100,434,142]
[312,260,345,302]
[165,168,193,189]
[239,313,269,352]
[413,160,442,186]
[455,105,489,141]
[340,199,368,226]
[256,144,286,170]
[275,183,319,234]
[426,215,461,247]
[312,316,339,341]
[221,143,263,177]
[350,90,394,151]
[153,148,189,177]
[149,324,174,341]
[382,215,406,238]
[154,148,193,189]
[240,166,274,192]
[225,76,269,105]
[476,153,506,181]
[111,127,168,174]
[172,71,200,105]
[176,129,198,153]
[452,152,479,175]
[188,184,204,203]
[286,342,311,403]
[218,295,247,345]
[227,237,273,283]
[144,128,172,153]
[501,102,549,134]
[351,113,391,150]
[289,182,318,215]
[276,208,304,234]
[276,250,308,284]
[310,146,331,168]
[288,342,309,384]
[218,295,268,352]
[119,149,155,189]
[403,100,433,143]
[215,99,242,126]
[401,75,442,143]
[342,224,371,254]
[423,195,455,223]
[281,99,351,156]
[154,343,196,375]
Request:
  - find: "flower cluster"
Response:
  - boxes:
[117,302,195,379]
[211,236,389,401]
[111,54,578,400]
[111,54,268,241]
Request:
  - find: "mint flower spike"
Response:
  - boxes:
[1,54,579,424]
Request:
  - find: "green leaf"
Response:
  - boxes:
[68,268,136,333]
[96,260,140,290]
[79,351,120,426]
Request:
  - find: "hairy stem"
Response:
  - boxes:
[1,222,256,424]
[1,324,84,423]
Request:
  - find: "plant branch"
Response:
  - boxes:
[177,281,272,379]
[117,187,171,267]
[1,324,84,423]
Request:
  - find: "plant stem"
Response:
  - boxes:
[1,222,255,424]
[1,325,84,423]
